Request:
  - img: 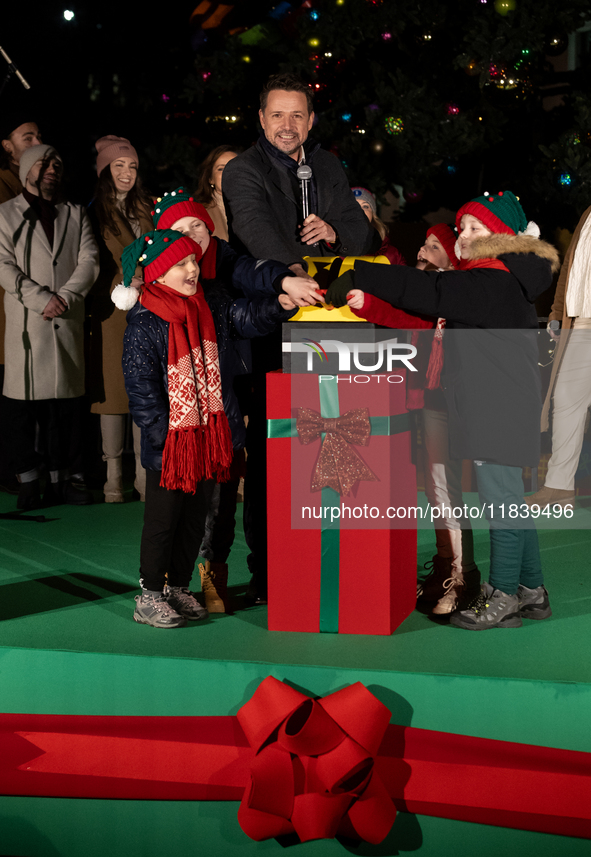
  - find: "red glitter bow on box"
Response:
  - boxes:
[296,407,378,495]
[236,676,396,843]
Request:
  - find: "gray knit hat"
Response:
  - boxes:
[351,186,377,215]
[19,144,62,186]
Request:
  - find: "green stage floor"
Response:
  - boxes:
[1,490,591,856]
[1,491,590,685]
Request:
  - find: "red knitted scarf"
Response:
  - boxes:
[200,236,218,280]
[140,282,233,492]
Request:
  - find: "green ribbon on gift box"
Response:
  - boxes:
[267,376,411,633]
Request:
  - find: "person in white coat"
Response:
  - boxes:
[0,144,99,509]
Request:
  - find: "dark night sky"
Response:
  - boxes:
[3,2,200,200]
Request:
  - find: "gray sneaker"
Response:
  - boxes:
[517,584,552,620]
[450,582,522,630]
[133,591,186,628]
[165,585,209,621]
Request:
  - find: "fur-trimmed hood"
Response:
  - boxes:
[467,233,560,274]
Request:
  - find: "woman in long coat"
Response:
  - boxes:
[87,136,153,502]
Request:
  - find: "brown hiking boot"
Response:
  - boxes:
[524,486,575,508]
[432,567,481,615]
[199,561,228,613]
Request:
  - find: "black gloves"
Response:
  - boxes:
[324,269,355,308]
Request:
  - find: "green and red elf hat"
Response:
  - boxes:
[151,187,215,234]
[111,229,202,310]
[455,191,540,238]
[152,187,218,279]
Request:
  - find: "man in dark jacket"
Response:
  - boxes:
[222,72,376,280]
[222,73,378,603]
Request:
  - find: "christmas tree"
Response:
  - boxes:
[155,0,591,229]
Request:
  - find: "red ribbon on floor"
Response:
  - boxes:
[236,677,396,843]
[2,677,591,841]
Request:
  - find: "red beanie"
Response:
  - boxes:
[426,224,460,270]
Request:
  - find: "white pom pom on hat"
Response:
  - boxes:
[519,221,541,239]
[111,283,139,310]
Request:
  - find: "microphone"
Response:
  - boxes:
[297,164,318,248]
[0,46,31,92]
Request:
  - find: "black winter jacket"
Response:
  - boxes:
[123,245,296,471]
[222,139,377,267]
[355,234,560,467]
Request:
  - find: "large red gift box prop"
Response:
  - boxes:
[266,371,417,635]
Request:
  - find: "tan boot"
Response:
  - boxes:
[101,414,125,503]
[199,561,228,613]
[524,485,575,508]
[432,567,481,615]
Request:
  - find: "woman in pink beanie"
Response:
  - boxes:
[87,136,153,503]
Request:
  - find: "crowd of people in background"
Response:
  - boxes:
[0,72,590,633]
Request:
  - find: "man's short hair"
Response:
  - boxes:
[259,73,314,114]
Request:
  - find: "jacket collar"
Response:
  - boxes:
[467,233,560,273]
[256,135,328,216]
[15,192,70,257]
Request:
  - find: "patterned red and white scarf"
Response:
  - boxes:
[140,282,233,492]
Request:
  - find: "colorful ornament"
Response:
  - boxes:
[559,173,572,186]
[384,116,404,136]
[446,103,460,116]
[465,59,480,76]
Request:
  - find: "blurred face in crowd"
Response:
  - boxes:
[2,122,42,165]
[171,216,211,254]
[210,151,237,194]
[110,157,138,195]
[458,214,492,259]
[157,254,199,296]
[259,90,314,160]
[25,156,63,200]
[355,198,374,222]
[418,235,452,270]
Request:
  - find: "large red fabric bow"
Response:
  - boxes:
[236,676,396,843]
[296,407,378,495]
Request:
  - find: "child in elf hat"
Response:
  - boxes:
[144,188,305,610]
[326,191,560,630]
[118,229,235,628]
[415,223,460,272]
[347,223,479,616]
